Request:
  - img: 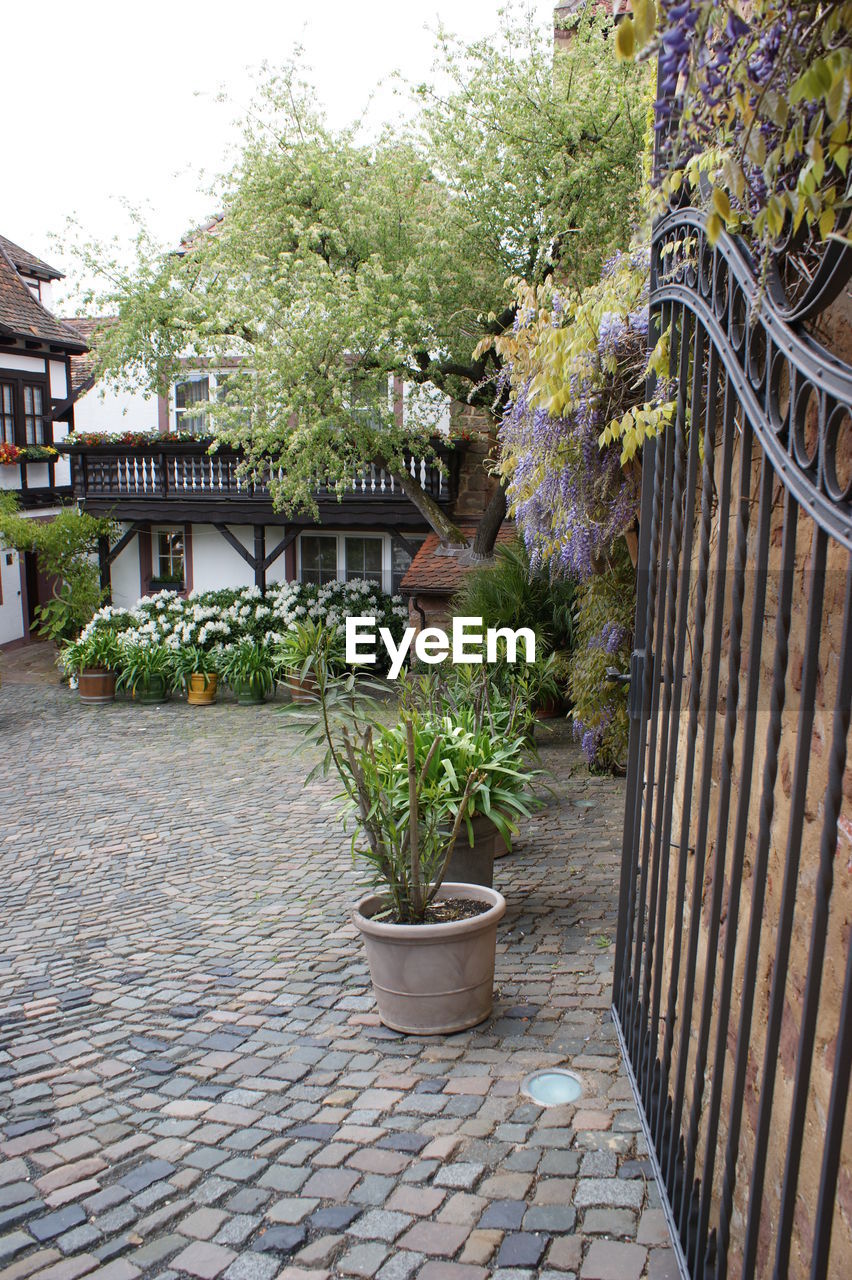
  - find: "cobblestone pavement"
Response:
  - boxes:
[0,684,676,1280]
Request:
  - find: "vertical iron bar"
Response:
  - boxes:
[690,413,754,1273]
[711,488,799,1280]
[774,561,852,1278]
[696,448,773,1278]
[650,313,705,1149]
[809,784,852,1280]
[643,302,694,1136]
[632,303,680,1086]
[677,375,738,1247]
[665,337,721,1195]
[740,525,828,1278]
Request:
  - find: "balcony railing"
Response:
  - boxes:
[0,454,73,503]
[61,438,457,509]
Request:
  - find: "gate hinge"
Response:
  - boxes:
[629,649,646,722]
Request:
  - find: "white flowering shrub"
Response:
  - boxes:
[74,580,409,674]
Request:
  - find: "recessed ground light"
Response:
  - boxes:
[521,1068,583,1107]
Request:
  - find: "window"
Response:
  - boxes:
[350,373,389,429]
[344,536,382,585]
[155,528,185,585]
[0,385,14,445]
[174,376,210,435]
[23,385,45,444]
[299,533,388,589]
[300,535,338,586]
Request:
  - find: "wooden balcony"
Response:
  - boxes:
[61,437,461,527]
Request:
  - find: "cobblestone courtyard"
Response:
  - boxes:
[0,675,676,1280]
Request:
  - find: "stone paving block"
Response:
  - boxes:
[0,1233,32,1264]
[418,1266,488,1280]
[221,1256,278,1280]
[118,1163,176,1194]
[647,1247,680,1279]
[547,1235,582,1272]
[582,1207,636,1236]
[346,1209,412,1241]
[385,1186,445,1216]
[459,1228,504,1265]
[433,1163,484,1191]
[171,1242,236,1279]
[375,1250,424,1280]
[397,1221,470,1257]
[580,1240,647,1280]
[179,1209,228,1241]
[30,1207,87,1243]
[337,1243,390,1276]
[495,1232,550,1269]
[86,1263,140,1280]
[573,1179,644,1211]
[249,1227,307,1256]
[477,1200,526,1231]
[300,1169,359,1200]
[27,1254,99,1280]
[265,1199,318,1225]
[212,1215,258,1246]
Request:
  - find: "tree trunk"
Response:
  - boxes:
[391,467,467,545]
[470,482,508,559]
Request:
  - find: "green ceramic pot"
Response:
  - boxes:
[133,674,169,704]
[233,678,268,706]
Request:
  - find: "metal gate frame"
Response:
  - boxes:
[612,205,852,1280]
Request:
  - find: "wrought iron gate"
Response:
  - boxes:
[613,207,852,1280]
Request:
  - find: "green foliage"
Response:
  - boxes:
[0,495,113,643]
[170,644,220,691]
[114,641,178,696]
[60,628,124,675]
[70,7,648,535]
[275,618,347,678]
[568,544,635,773]
[219,639,276,698]
[451,538,576,656]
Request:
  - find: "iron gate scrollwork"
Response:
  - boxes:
[613,206,852,1280]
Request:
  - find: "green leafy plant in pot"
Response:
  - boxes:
[61,630,124,704]
[114,641,176,704]
[275,618,346,703]
[283,620,513,1035]
[171,644,220,706]
[220,639,276,704]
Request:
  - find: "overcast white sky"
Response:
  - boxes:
[3,0,556,311]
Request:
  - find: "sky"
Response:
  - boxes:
[3,0,557,311]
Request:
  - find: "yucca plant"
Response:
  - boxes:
[451,538,576,656]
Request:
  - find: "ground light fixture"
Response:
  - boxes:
[521,1068,584,1107]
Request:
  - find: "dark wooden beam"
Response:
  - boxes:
[254,525,266,591]
[98,535,111,603]
[106,521,145,565]
[214,523,257,569]
[380,526,420,558]
[264,526,302,571]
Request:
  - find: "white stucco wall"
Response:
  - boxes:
[0,546,25,646]
[74,383,159,435]
[110,526,142,609]
[190,524,257,592]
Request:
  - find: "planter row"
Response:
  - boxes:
[77,668,314,707]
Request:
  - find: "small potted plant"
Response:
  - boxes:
[172,644,220,706]
[220,639,276,705]
[276,619,346,703]
[61,630,123,703]
[115,640,175,704]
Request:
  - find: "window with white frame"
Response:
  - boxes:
[299,532,389,591]
[154,528,185,585]
[174,375,210,435]
[350,372,390,429]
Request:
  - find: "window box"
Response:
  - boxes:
[147,576,185,592]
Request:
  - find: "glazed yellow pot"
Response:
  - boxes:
[187,673,218,705]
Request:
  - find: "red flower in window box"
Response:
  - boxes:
[0,443,22,465]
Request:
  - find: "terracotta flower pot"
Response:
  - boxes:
[352,882,506,1035]
[286,672,317,704]
[187,673,218,706]
[78,667,116,704]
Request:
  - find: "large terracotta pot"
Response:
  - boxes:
[187,673,218,706]
[78,668,116,704]
[352,882,506,1035]
[445,814,512,885]
[286,672,317,704]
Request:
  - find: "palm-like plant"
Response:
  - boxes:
[451,538,575,656]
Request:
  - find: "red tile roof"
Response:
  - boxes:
[0,243,87,351]
[0,234,63,282]
[62,316,116,393]
[400,523,516,596]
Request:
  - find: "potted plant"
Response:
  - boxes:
[220,639,275,704]
[60,630,123,703]
[115,640,175,704]
[171,644,220,706]
[276,619,345,702]
[285,622,509,1035]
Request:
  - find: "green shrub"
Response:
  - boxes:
[451,538,575,657]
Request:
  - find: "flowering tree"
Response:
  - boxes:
[72,5,648,556]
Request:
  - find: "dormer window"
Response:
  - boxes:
[174,375,209,435]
